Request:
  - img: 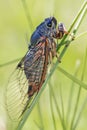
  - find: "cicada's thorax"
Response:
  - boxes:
[24,37,57,98]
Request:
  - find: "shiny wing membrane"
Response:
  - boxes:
[6,39,48,121]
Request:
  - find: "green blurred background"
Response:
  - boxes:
[0,0,87,130]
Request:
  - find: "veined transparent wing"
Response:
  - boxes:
[5,40,49,121]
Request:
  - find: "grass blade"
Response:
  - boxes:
[58,66,87,90]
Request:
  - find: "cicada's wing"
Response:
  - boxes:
[5,40,49,121]
[5,65,28,120]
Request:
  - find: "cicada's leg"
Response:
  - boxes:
[51,41,61,63]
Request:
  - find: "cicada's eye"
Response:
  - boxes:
[47,21,52,28]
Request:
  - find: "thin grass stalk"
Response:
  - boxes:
[58,66,87,90]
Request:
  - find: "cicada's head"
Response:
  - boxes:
[30,17,67,46]
[36,17,58,38]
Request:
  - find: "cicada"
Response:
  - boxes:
[6,17,67,120]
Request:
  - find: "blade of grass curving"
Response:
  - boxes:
[58,66,87,90]
[71,48,87,130]
[17,2,87,129]
[21,0,34,33]
[66,61,80,127]
[49,82,57,130]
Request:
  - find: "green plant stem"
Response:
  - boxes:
[58,66,87,90]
